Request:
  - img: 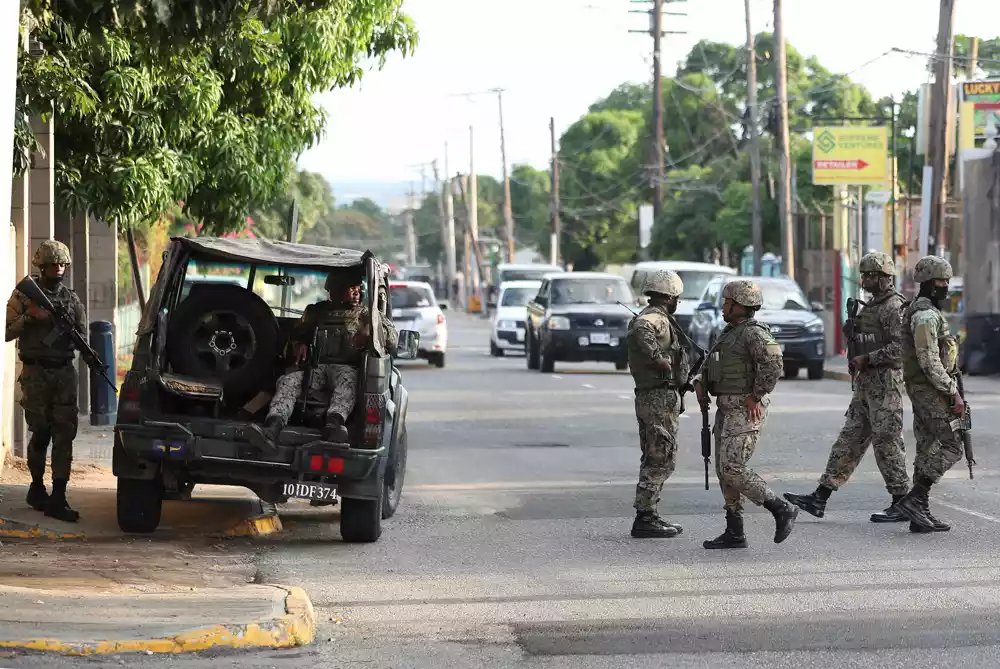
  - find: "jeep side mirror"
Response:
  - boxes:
[396,330,420,360]
[697,301,715,311]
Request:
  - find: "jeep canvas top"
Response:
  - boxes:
[114,237,416,543]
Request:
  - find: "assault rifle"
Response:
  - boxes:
[16,276,117,392]
[954,373,975,479]
[700,389,711,491]
[843,297,867,389]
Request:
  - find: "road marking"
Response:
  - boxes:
[551,375,562,380]
[618,394,631,399]
[582,383,595,389]
[937,501,1000,525]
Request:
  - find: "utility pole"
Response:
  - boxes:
[468,126,481,302]
[744,0,764,275]
[773,0,794,279]
[493,88,516,263]
[405,182,417,266]
[550,117,561,266]
[926,0,956,257]
[651,0,664,239]
[432,158,448,293]
[442,145,458,302]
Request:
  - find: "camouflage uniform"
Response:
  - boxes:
[894,256,964,533]
[701,280,798,549]
[5,240,85,522]
[626,270,690,538]
[784,251,909,522]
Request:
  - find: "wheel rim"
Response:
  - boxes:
[190,310,257,375]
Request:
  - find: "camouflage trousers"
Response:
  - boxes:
[19,361,78,481]
[633,386,680,513]
[267,364,359,424]
[713,394,778,514]
[906,381,964,483]
[819,367,909,496]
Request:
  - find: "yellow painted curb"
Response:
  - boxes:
[219,511,283,538]
[0,517,84,541]
[0,586,316,656]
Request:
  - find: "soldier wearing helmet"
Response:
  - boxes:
[625,269,691,539]
[252,269,397,450]
[5,240,86,523]
[785,251,910,525]
[695,278,798,549]
[892,255,964,532]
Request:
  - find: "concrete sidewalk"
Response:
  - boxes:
[0,584,315,655]
[823,354,1000,394]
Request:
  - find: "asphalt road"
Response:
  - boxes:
[17,312,1000,668]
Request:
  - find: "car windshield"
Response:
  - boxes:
[184,261,354,315]
[756,280,811,311]
[551,279,632,305]
[501,287,537,307]
[501,269,559,282]
[676,271,727,300]
[391,285,434,309]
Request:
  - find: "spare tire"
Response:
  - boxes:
[166,284,279,406]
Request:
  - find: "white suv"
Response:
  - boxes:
[490,280,542,356]
[389,281,448,368]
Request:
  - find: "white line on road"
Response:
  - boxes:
[582,383,595,389]
[937,501,1000,525]
[551,375,562,380]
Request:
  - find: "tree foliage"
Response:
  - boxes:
[16,0,417,232]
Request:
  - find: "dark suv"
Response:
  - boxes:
[688,275,826,380]
[113,237,417,542]
[524,272,636,373]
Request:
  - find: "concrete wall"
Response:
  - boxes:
[963,154,1000,315]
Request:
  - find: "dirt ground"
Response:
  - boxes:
[0,455,115,488]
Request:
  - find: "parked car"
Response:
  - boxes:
[525,272,636,373]
[489,280,542,356]
[689,275,826,380]
[114,238,416,543]
[488,263,564,309]
[628,261,737,333]
[389,281,448,368]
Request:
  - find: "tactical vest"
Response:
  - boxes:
[902,297,957,384]
[313,304,365,365]
[852,291,902,361]
[16,281,77,363]
[703,320,764,396]
[626,307,690,390]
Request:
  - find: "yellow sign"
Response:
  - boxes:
[812,126,888,186]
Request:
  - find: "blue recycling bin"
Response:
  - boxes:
[89,320,117,426]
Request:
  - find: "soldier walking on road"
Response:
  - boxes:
[695,280,798,549]
[5,240,85,522]
[784,252,910,522]
[893,256,965,533]
[626,270,691,539]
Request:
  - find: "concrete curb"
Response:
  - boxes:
[0,585,316,656]
[218,502,283,538]
[0,516,84,541]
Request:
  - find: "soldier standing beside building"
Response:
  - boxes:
[695,280,798,549]
[893,256,965,532]
[5,240,85,522]
[784,252,910,522]
[626,270,690,539]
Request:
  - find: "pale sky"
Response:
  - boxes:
[297,0,993,187]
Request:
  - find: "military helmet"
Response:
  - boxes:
[859,251,895,276]
[31,239,71,268]
[912,255,953,283]
[722,279,763,308]
[324,269,362,293]
[642,269,684,298]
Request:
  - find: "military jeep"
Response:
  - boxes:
[113,237,417,543]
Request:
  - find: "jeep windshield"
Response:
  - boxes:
[183,261,365,316]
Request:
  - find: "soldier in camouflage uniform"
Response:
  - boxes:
[784,252,910,522]
[626,269,691,539]
[254,271,398,445]
[893,256,965,533]
[5,240,85,522]
[695,279,798,549]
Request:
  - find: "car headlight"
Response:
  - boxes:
[497,320,517,330]
[548,316,571,330]
[806,318,824,334]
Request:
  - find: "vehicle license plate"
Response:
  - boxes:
[590,332,611,344]
[283,482,338,502]
[516,329,525,342]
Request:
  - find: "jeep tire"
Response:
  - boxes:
[117,477,164,534]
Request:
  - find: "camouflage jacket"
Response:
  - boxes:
[902,297,957,396]
[5,279,86,361]
[292,301,398,359]
[626,304,689,390]
[859,289,905,369]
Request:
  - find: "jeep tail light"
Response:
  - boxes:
[363,394,386,448]
[327,457,344,474]
[118,371,145,422]
[309,455,323,471]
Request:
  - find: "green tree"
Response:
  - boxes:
[509,164,551,255]
[16,0,417,232]
[250,167,336,241]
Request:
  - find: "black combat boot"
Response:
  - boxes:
[653,513,683,535]
[25,478,49,512]
[783,485,833,518]
[44,479,80,523]
[703,510,748,549]
[631,512,679,538]
[894,476,936,531]
[763,497,798,544]
[324,416,349,443]
[906,483,950,533]
[248,416,284,451]
[870,494,908,523]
